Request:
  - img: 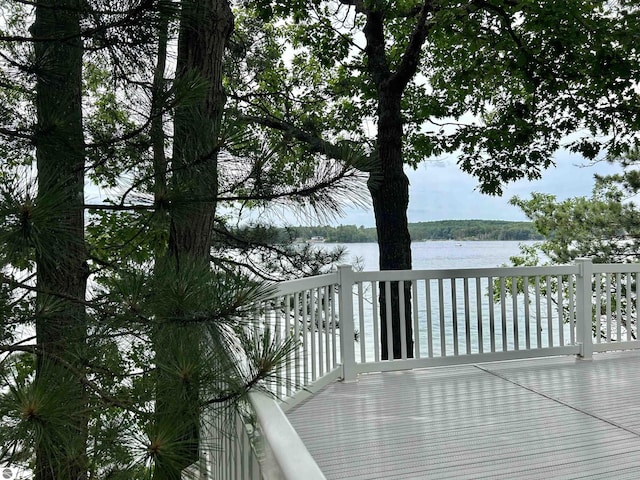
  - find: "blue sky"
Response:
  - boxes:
[334,150,622,227]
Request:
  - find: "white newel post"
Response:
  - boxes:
[337,265,357,382]
[575,258,594,360]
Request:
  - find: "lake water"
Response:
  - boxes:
[315,240,564,359]
[326,240,538,271]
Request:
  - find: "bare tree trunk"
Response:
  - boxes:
[32,1,88,478]
[153,1,233,478]
[370,91,414,359]
[363,9,417,359]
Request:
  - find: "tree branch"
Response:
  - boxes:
[388,0,439,91]
[236,113,376,172]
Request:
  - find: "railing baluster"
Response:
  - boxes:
[452,278,459,356]
[316,287,324,378]
[372,281,380,362]
[384,281,393,358]
[399,280,407,359]
[476,277,483,354]
[535,276,542,348]
[557,275,564,346]
[546,275,554,347]
[310,288,317,381]
[626,273,632,342]
[512,276,519,351]
[523,276,530,350]
[636,272,640,343]
[358,281,366,363]
[438,278,446,356]
[500,277,507,351]
[568,276,575,345]
[616,273,622,341]
[324,285,331,373]
[279,297,286,397]
[412,280,420,358]
[294,293,301,388]
[331,285,337,368]
[284,295,292,396]
[464,277,471,355]
[488,276,496,353]
[426,279,433,358]
[595,272,602,343]
[302,292,309,384]
[606,274,612,341]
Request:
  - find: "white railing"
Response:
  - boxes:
[211,257,640,479]
[205,274,341,480]
[203,394,326,480]
[198,401,260,480]
[248,392,325,480]
[255,273,343,407]
[588,262,640,351]
[344,263,582,375]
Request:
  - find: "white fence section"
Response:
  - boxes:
[347,263,582,376]
[204,393,325,480]
[256,273,343,406]
[208,257,640,479]
[589,262,640,352]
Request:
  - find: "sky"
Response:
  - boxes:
[86,149,623,229]
[331,150,623,227]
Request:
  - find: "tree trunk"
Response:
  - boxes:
[360,4,435,359]
[152,1,233,478]
[370,91,414,359]
[32,1,88,479]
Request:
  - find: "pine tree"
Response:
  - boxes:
[0,1,364,477]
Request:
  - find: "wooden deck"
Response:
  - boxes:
[286,350,640,479]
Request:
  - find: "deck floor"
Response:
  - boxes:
[286,351,640,479]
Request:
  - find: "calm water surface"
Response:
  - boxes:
[326,240,538,271]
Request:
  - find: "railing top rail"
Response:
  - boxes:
[264,262,640,298]
[249,391,326,480]
[592,263,640,274]
[352,264,579,282]
[273,272,339,297]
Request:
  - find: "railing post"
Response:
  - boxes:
[575,257,593,360]
[337,265,357,382]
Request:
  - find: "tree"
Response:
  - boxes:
[31,1,88,478]
[510,173,640,266]
[0,1,364,477]
[151,0,233,477]
[229,0,639,358]
[506,169,640,340]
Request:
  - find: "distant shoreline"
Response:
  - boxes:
[283,220,544,243]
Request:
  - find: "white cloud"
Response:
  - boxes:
[334,151,622,227]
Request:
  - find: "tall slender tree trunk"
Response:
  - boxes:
[370,91,414,359]
[363,8,416,359]
[32,1,88,478]
[152,1,233,478]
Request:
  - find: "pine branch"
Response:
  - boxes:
[235,112,376,172]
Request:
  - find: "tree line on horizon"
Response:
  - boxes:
[281,220,544,243]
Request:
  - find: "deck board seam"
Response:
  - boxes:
[473,363,640,438]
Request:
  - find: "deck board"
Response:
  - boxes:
[287,351,640,479]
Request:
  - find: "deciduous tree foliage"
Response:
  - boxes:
[229,0,639,358]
